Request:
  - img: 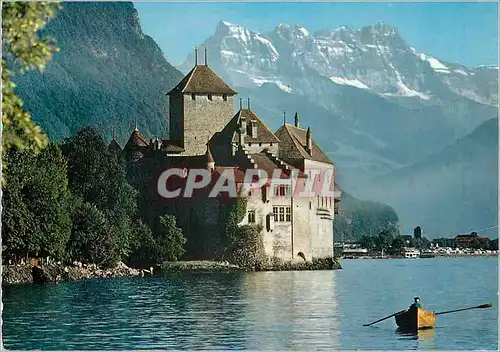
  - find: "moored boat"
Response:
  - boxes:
[395,307,436,331]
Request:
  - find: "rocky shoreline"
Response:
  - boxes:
[1,261,146,285]
[3,258,342,285]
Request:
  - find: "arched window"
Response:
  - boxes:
[248,210,256,223]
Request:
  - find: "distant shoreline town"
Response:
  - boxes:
[335,228,498,259]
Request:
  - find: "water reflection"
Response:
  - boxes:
[3,258,497,350]
[241,271,340,350]
[396,327,436,348]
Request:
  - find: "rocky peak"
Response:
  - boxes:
[358,22,405,46]
[273,23,310,41]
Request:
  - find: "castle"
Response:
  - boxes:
[109,51,342,262]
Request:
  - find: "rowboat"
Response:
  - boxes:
[363,302,491,330]
[395,307,436,331]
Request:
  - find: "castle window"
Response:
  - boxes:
[208,94,213,101]
[309,201,312,210]
[259,143,262,147]
[223,94,227,101]
[248,210,256,223]
[274,185,291,197]
[191,93,196,100]
[273,206,291,223]
[270,143,273,146]
[248,142,252,146]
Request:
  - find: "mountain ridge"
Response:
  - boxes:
[365,117,498,238]
[179,20,498,106]
[13,2,184,144]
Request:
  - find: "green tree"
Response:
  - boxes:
[128,215,186,268]
[157,214,186,262]
[2,2,60,180]
[68,197,116,265]
[229,224,265,269]
[390,236,406,254]
[2,144,71,262]
[360,235,376,250]
[218,197,247,259]
[375,230,394,253]
[61,127,138,262]
[127,219,156,268]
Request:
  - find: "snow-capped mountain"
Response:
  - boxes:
[177,20,497,238]
[180,20,498,106]
[179,20,497,186]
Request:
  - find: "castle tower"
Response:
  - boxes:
[167,48,237,156]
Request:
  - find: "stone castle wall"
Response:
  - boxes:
[168,93,184,142]
[182,93,235,155]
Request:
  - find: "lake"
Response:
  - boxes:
[2,257,498,350]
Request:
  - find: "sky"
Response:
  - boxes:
[134,2,498,68]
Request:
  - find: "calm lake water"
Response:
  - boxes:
[2,257,498,350]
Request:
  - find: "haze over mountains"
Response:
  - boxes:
[178,20,498,237]
[11,3,497,238]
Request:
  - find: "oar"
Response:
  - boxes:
[363,309,406,327]
[435,303,492,316]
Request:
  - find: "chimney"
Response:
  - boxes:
[239,98,242,110]
[306,126,312,155]
[247,97,251,110]
[283,110,286,125]
[251,120,258,138]
[204,47,208,66]
[194,48,198,65]
[294,112,299,128]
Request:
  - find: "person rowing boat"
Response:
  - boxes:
[409,297,422,310]
[363,298,492,332]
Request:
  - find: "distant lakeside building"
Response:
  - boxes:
[109,52,341,262]
[432,232,497,250]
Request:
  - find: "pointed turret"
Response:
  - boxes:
[205,143,215,171]
[124,126,149,161]
[108,137,122,155]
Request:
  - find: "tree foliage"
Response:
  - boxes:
[68,197,116,265]
[2,144,71,262]
[334,192,400,242]
[229,224,266,269]
[157,215,186,262]
[1,2,60,179]
[218,197,248,259]
[10,2,183,143]
[61,127,138,264]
